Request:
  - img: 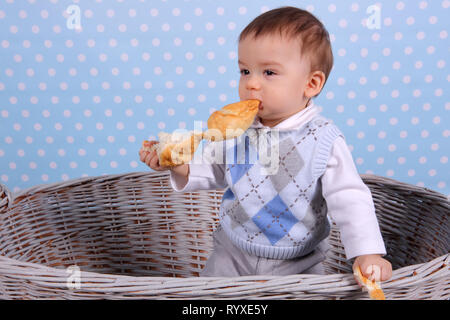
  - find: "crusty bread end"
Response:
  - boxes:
[143,131,202,167]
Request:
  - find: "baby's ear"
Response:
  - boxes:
[305,71,326,98]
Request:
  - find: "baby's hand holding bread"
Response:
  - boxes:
[139,140,189,179]
[139,140,167,171]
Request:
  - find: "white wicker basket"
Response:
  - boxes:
[0,171,448,299]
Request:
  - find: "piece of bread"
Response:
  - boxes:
[142,131,203,167]
[204,99,261,141]
[354,266,386,300]
[142,99,260,166]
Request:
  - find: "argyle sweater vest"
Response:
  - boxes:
[219,115,344,259]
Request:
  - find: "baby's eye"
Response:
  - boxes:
[264,70,276,76]
[240,69,250,75]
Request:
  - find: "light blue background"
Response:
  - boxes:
[0,0,448,196]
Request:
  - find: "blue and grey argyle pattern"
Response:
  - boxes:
[219,115,344,259]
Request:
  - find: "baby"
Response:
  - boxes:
[140,6,392,284]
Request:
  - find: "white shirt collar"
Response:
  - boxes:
[250,100,320,131]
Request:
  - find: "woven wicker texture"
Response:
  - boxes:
[0,172,448,299]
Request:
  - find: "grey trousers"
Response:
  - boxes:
[200,225,331,277]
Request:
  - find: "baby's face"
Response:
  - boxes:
[238,34,312,127]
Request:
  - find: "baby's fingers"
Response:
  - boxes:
[139,149,147,162]
[380,264,392,282]
[149,152,159,168]
[149,153,169,171]
[143,140,159,149]
[366,265,381,282]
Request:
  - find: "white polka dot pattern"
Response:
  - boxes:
[0,1,448,196]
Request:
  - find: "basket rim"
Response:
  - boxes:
[0,253,448,285]
[4,171,449,204]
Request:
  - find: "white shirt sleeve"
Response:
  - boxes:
[170,140,228,192]
[321,137,387,260]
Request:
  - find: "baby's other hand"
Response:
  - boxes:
[352,254,392,287]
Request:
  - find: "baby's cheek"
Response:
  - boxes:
[267,90,288,108]
[238,81,247,98]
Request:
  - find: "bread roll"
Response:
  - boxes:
[204,99,260,141]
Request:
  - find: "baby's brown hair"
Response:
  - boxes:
[239,6,334,90]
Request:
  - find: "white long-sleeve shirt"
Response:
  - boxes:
[170,102,387,260]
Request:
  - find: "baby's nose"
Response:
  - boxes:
[246,76,261,90]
